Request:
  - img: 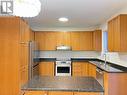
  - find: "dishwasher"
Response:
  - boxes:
[96,67,104,87]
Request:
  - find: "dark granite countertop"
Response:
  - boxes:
[22,76,104,92]
[38,58,127,73]
[89,61,125,73]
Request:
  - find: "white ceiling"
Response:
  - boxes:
[25,0,127,31]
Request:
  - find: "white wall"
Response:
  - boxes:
[99,6,127,67]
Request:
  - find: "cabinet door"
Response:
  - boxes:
[45,32,57,50]
[24,91,47,95]
[56,32,71,46]
[74,92,100,95]
[93,30,102,51]
[20,20,33,43]
[48,91,73,95]
[72,62,82,76]
[39,62,54,76]
[70,32,81,50]
[71,32,93,50]
[72,62,88,77]
[108,20,114,52]
[88,63,96,78]
[20,43,29,68]
[80,32,93,50]
[35,32,45,50]
[113,17,120,51]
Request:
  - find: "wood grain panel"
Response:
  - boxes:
[74,92,101,95]
[0,17,20,95]
[93,30,102,51]
[48,91,73,95]
[39,62,54,76]
[35,32,45,50]
[24,91,47,95]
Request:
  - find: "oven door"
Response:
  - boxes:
[56,63,71,76]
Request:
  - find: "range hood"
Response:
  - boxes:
[56,45,72,51]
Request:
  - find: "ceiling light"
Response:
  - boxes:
[13,0,41,17]
[58,17,68,22]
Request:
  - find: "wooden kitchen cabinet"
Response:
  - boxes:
[74,92,101,95]
[0,17,34,95]
[39,62,55,76]
[20,65,28,86]
[93,30,102,51]
[24,91,47,95]
[104,72,127,95]
[88,63,96,78]
[48,91,73,95]
[35,31,93,50]
[72,62,89,76]
[20,20,34,43]
[70,32,93,50]
[56,32,71,46]
[108,14,127,52]
[0,17,20,95]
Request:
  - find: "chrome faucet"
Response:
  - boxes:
[104,53,107,66]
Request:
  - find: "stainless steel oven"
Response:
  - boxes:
[55,61,71,76]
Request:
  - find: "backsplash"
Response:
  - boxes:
[38,51,101,58]
[99,52,127,67]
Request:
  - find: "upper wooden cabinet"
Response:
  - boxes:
[70,32,93,50]
[93,30,102,51]
[35,31,93,50]
[35,32,71,50]
[108,14,127,52]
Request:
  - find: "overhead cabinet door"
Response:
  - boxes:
[70,32,93,50]
[108,14,127,52]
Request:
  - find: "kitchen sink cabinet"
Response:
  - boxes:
[39,62,55,76]
[70,32,93,51]
[93,30,102,51]
[72,62,89,77]
[108,14,127,52]
[24,91,47,95]
[74,92,101,95]
[88,63,96,78]
[48,91,73,95]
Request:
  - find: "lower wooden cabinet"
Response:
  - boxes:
[48,91,73,95]
[88,63,96,78]
[24,91,101,95]
[24,91,47,95]
[72,62,96,78]
[72,62,88,77]
[74,92,101,95]
[104,72,127,95]
[39,62,54,76]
